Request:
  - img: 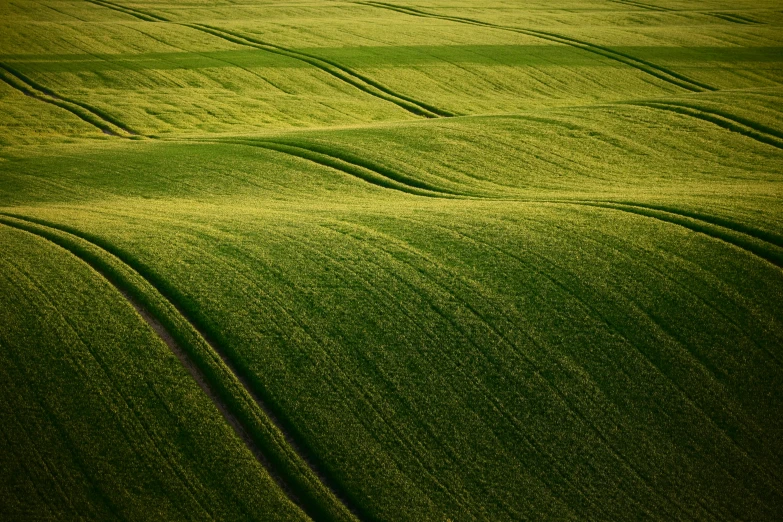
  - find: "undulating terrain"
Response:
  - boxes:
[1,1,782,520]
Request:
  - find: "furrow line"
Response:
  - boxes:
[359,1,714,93]
[0,213,359,522]
[631,101,783,150]
[395,215,695,519]
[216,138,468,198]
[0,63,136,138]
[607,202,783,249]
[273,229,478,519]
[194,24,455,117]
[607,0,674,12]
[85,0,169,22]
[709,12,761,25]
[578,202,783,270]
[186,23,450,118]
[324,221,600,519]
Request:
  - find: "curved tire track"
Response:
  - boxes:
[82,0,453,118]
[0,62,138,138]
[709,13,762,25]
[577,202,783,269]
[85,0,168,22]
[607,202,783,249]
[0,212,359,522]
[607,0,673,12]
[215,138,471,198]
[359,1,714,93]
[187,24,453,118]
[630,101,783,150]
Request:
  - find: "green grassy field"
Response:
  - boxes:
[1,1,782,520]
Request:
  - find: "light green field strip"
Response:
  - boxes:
[2,92,782,206]
[1,0,777,136]
[0,223,305,521]
[0,212,359,522]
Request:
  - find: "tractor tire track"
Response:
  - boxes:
[577,202,783,270]
[186,24,453,118]
[4,251,218,520]
[607,0,673,12]
[82,0,453,118]
[709,13,762,25]
[359,1,715,93]
[85,0,168,22]
[606,202,783,249]
[213,138,470,198]
[0,62,138,138]
[0,213,359,522]
[630,101,783,150]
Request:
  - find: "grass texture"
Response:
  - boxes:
[1,1,782,520]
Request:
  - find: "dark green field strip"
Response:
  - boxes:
[0,62,137,138]
[360,1,716,93]
[186,24,453,118]
[204,205,782,520]
[8,45,779,74]
[0,212,359,522]
[13,201,782,520]
[631,100,783,150]
[216,138,473,198]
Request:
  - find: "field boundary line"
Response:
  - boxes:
[629,101,783,150]
[358,1,715,93]
[0,62,138,137]
[0,213,360,522]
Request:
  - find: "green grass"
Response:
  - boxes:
[1,1,782,520]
